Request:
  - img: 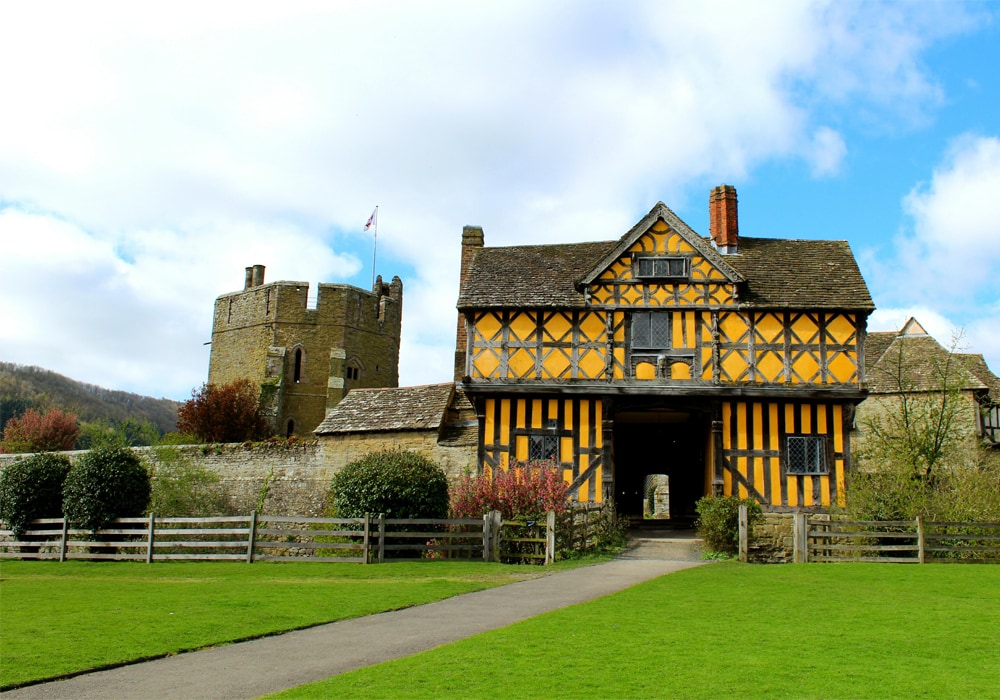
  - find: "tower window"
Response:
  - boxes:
[294,348,303,383]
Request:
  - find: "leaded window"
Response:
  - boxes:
[528,434,559,461]
[632,312,671,350]
[637,257,687,279]
[786,436,828,474]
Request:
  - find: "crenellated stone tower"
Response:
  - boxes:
[208,265,402,437]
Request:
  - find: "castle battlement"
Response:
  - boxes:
[208,265,403,437]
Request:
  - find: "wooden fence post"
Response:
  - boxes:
[246,511,258,563]
[59,518,69,562]
[490,510,502,563]
[916,515,925,564]
[545,510,556,565]
[146,513,156,564]
[482,512,492,562]
[362,514,371,564]
[738,504,748,563]
[793,511,808,563]
[378,513,385,564]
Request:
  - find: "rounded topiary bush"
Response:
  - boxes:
[63,446,151,531]
[328,449,449,519]
[0,453,72,537]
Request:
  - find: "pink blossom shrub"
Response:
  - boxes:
[450,460,570,520]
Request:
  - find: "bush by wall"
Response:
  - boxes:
[148,446,229,516]
[695,495,762,555]
[62,446,151,531]
[0,453,72,537]
[326,449,449,519]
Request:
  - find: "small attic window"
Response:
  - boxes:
[636,256,688,280]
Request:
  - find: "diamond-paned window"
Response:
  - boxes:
[632,312,671,350]
[786,436,828,475]
[528,434,559,461]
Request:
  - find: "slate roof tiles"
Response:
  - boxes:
[314,383,458,435]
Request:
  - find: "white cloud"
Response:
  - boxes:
[0,1,988,397]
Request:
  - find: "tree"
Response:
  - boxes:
[62,446,151,531]
[76,418,161,450]
[176,379,270,443]
[0,453,71,537]
[0,408,79,453]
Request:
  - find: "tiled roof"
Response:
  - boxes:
[727,237,874,310]
[457,240,616,309]
[863,331,897,378]
[865,335,985,394]
[961,353,1000,402]
[314,383,456,434]
[458,235,873,311]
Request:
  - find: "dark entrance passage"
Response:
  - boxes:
[613,408,706,523]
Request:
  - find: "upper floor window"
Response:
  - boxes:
[636,256,688,280]
[632,311,671,350]
[293,348,303,383]
[786,436,828,475]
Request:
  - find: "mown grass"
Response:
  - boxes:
[274,563,1000,700]
[0,557,593,689]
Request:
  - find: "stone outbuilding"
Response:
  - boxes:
[313,383,478,479]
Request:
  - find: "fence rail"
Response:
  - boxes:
[790,513,1000,563]
[0,505,613,565]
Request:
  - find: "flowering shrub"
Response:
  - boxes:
[451,460,570,520]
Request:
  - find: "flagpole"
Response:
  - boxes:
[370,205,378,289]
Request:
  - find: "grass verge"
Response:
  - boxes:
[272,563,1000,700]
[0,557,595,689]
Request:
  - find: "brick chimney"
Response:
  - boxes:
[454,225,484,381]
[709,185,738,254]
[251,264,266,287]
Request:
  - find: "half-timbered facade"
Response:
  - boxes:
[455,186,875,518]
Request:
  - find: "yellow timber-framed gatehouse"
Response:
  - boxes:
[453,185,874,520]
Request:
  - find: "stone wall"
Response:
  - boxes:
[0,431,477,518]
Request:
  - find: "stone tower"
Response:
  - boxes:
[208,265,403,437]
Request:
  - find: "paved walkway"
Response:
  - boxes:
[4,538,704,700]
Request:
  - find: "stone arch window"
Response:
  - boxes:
[285,418,295,438]
[345,356,365,382]
[294,347,304,383]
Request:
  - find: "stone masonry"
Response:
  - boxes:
[208,265,402,438]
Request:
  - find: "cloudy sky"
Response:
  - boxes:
[1,1,998,401]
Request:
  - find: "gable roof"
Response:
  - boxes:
[864,332,986,394]
[578,201,744,287]
[457,228,874,312]
[314,383,457,435]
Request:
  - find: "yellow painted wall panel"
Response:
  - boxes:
[826,314,856,344]
[579,401,590,448]
[508,348,534,378]
[636,361,656,379]
[508,313,536,342]
[671,362,691,380]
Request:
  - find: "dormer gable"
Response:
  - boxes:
[578,201,744,290]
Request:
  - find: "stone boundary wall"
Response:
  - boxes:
[750,511,832,563]
[0,434,478,518]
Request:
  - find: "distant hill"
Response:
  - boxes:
[0,362,180,435]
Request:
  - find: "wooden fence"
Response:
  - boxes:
[0,504,612,565]
[790,513,1000,563]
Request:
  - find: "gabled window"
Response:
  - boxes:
[528,434,559,461]
[631,311,671,350]
[786,436,828,475]
[636,256,688,280]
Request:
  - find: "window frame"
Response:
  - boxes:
[527,433,559,462]
[635,255,689,280]
[631,311,672,350]
[785,435,830,475]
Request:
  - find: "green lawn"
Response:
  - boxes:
[273,563,1000,700]
[0,558,587,689]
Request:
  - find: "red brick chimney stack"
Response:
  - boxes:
[709,185,739,255]
[455,226,484,381]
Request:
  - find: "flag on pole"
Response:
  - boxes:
[364,208,377,231]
